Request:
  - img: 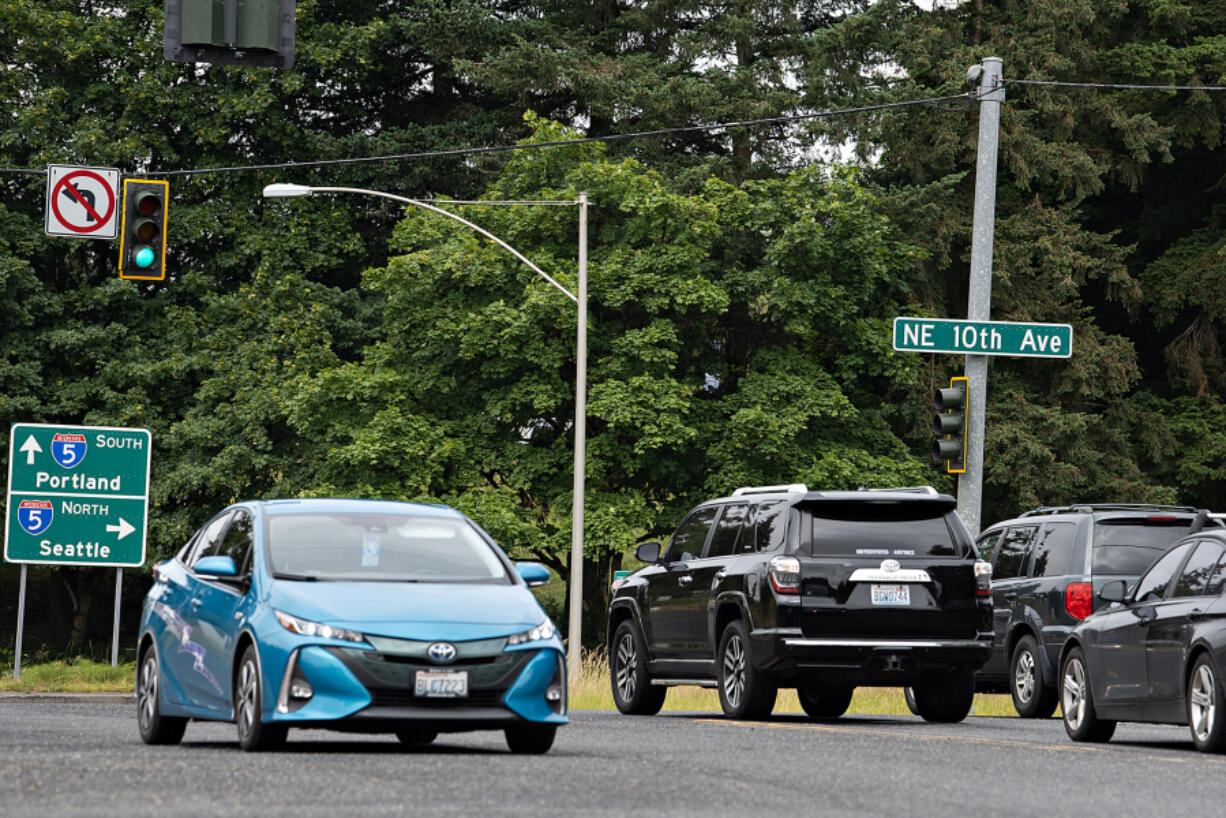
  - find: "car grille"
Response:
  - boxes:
[368,688,506,708]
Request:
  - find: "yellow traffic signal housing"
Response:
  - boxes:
[118,179,169,281]
[932,376,968,474]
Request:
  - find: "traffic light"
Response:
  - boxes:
[932,376,968,474]
[119,179,169,281]
[164,0,296,69]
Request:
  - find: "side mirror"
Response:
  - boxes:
[1097,579,1127,603]
[515,562,551,587]
[194,555,238,577]
[635,541,661,564]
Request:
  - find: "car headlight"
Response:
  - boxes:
[507,619,557,646]
[274,609,366,644]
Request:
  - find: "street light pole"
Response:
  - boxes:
[262,183,591,692]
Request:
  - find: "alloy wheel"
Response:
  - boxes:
[722,633,745,709]
[1014,648,1036,704]
[615,632,638,702]
[1062,656,1087,731]
[236,659,258,739]
[1190,663,1217,744]
[137,655,157,732]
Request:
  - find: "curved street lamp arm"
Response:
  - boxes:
[306,187,578,304]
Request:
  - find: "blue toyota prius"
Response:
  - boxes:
[135,498,566,753]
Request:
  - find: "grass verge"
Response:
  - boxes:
[0,659,137,693]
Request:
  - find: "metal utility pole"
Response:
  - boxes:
[959,56,1004,537]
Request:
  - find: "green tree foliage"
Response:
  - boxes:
[805,0,1226,522]
[287,118,931,634]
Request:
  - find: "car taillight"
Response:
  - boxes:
[768,556,801,594]
[1148,515,1176,521]
[1065,581,1093,620]
[974,560,992,597]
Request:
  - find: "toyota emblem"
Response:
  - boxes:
[427,642,457,664]
[881,559,900,573]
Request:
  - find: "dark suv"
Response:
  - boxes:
[607,484,994,723]
[974,504,1218,718]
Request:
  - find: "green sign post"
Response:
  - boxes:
[893,317,1073,359]
[5,423,152,678]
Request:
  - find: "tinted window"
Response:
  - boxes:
[189,512,233,567]
[992,526,1037,580]
[1133,542,1194,602]
[754,502,787,552]
[1092,519,1197,576]
[804,502,959,558]
[1206,551,1226,597]
[977,531,1002,563]
[1174,541,1226,598]
[667,506,718,561]
[707,504,749,558]
[267,514,510,583]
[1032,523,1077,578]
[217,511,255,575]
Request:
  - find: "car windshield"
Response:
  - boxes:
[803,502,963,558]
[267,513,510,583]
[1092,519,1195,576]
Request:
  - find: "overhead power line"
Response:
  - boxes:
[0,93,972,180]
[1005,78,1226,92]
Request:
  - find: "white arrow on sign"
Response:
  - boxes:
[20,434,43,465]
[106,518,136,540]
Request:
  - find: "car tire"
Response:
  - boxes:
[1010,635,1058,719]
[504,725,557,754]
[912,673,974,723]
[395,728,438,746]
[797,683,854,720]
[903,686,919,716]
[235,645,288,752]
[610,619,667,715]
[717,619,777,720]
[136,648,187,745]
[1187,654,1226,753]
[1061,647,1115,743]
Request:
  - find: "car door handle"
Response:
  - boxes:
[677,575,693,586]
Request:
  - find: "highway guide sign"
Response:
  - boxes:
[893,317,1073,359]
[45,164,121,239]
[5,423,151,566]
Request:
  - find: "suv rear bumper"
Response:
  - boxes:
[752,629,993,684]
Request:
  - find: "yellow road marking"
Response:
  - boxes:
[699,718,1226,765]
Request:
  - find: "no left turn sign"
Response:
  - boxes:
[45,165,120,239]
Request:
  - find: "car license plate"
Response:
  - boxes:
[870,584,910,606]
[414,670,468,698]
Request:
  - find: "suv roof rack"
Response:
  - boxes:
[731,483,809,497]
[1018,503,1202,517]
[858,485,939,496]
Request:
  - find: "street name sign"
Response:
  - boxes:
[5,423,151,566]
[45,165,121,239]
[893,317,1073,359]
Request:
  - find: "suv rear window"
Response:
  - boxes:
[803,502,963,558]
[1092,519,1194,576]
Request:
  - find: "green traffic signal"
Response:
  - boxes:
[119,179,168,281]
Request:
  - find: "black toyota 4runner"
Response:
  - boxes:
[607,485,994,722]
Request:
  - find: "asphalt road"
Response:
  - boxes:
[2,700,1223,817]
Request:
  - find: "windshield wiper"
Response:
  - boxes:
[274,572,320,581]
